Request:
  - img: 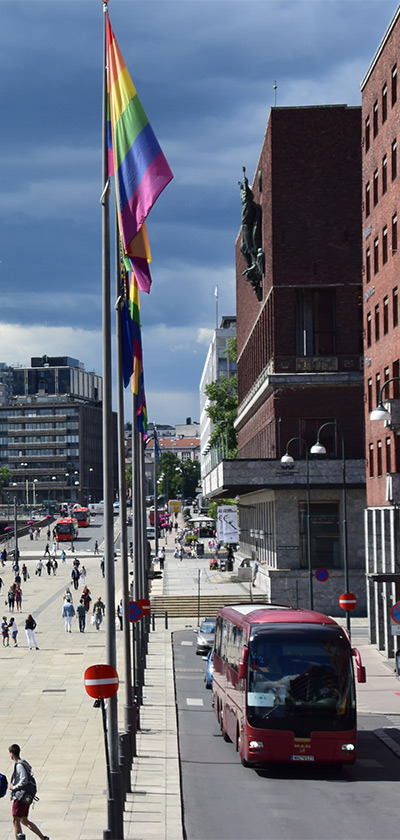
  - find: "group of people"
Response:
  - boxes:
[61,577,105,633]
[1,614,39,650]
[28,526,41,540]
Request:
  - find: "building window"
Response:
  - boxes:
[382,83,388,123]
[368,378,373,412]
[369,443,374,478]
[393,213,398,252]
[373,169,379,205]
[366,247,371,283]
[374,237,379,273]
[366,312,372,347]
[373,100,379,137]
[386,437,391,473]
[375,304,380,341]
[295,289,336,356]
[299,502,340,569]
[383,226,388,264]
[382,154,388,194]
[377,440,382,477]
[365,115,370,151]
[392,139,397,180]
[392,65,397,106]
[394,287,399,327]
[393,360,400,398]
[365,182,370,216]
[384,296,389,333]
[376,371,381,404]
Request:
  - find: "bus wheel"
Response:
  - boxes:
[220,708,231,742]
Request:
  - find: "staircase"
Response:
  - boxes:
[150,593,268,618]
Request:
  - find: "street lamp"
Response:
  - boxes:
[33,479,38,508]
[310,422,350,635]
[280,437,313,610]
[370,376,400,421]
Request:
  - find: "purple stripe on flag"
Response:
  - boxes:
[119,152,173,248]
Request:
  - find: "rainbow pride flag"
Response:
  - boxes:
[129,273,147,434]
[107,12,173,289]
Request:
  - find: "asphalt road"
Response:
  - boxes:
[173,629,400,840]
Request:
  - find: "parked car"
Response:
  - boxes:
[196,617,216,655]
[146,526,156,540]
[203,646,214,689]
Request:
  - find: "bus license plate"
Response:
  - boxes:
[291,755,314,761]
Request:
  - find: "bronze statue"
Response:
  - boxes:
[238,167,264,301]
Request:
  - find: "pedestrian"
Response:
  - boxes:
[45,558,52,576]
[0,548,5,566]
[82,586,92,612]
[100,557,105,577]
[8,616,18,647]
[35,560,43,577]
[76,599,86,632]
[71,565,80,590]
[0,575,3,591]
[51,541,57,558]
[93,596,105,630]
[8,743,49,840]
[44,543,50,558]
[117,599,123,630]
[29,527,33,541]
[1,616,9,646]
[13,560,19,575]
[80,565,86,586]
[252,559,259,586]
[46,527,50,541]
[61,549,66,563]
[52,558,58,576]
[25,615,39,649]
[2,546,7,563]
[62,596,75,632]
[179,544,184,561]
[22,563,28,582]
[158,546,165,571]
[94,540,99,555]
[63,586,73,604]
[14,571,21,586]
[15,586,22,613]
[8,585,15,612]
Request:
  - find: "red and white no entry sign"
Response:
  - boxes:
[84,664,119,699]
[339,593,357,611]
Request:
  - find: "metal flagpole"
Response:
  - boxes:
[154,426,159,558]
[215,285,218,329]
[114,225,136,763]
[132,395,143,706]
[101,4,123,837]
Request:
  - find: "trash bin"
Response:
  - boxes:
[396,649,400,679]
[196,542,204,556]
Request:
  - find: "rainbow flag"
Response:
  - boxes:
[106,12,173,287]
[129,273,147,434]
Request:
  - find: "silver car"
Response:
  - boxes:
[196,617,216,655]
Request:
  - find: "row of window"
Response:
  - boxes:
[367,361,400,415]
[366,287,398,346]
[2,448,81,457]
[365,214,397,280]
[365,65,397,152]
[369,438,393,477]
[4,422,79,431]
[365,141,397,215]
[4,409,78,418]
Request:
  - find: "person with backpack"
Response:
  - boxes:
[25,615,39,650]
[8,743,49,840]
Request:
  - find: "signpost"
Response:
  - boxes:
[84,664,119,804]
[339,593,357,611]
[390,602,400,635]
[129,599,150,622]
[315,568,329,582]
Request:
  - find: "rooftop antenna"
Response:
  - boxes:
[273,80,277,107]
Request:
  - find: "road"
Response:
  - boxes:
[173,629,400,840]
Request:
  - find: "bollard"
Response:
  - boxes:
[165,610,168,629]
[151,612,155,631]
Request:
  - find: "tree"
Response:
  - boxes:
[204,337,238,458]
[0,467,11,501]
[125,464,132,494]
[157,453,201,501]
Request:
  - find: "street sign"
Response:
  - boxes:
[84,664,119,699]
[315,568,329,582]
[138,598,150,616]
[391,602,400,624]
[339,593,357,611]
[129,601,143,622]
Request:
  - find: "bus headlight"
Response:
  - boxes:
[341,743,355,752]
[249,740,264,750]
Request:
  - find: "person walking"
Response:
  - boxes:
[76,599,86,633]
[94,540,99,555]
[15,586,22,613]
[52,558,58,576]
[62,596,75,633]
[62,587,73,604]
[100,557,105,577]
[8,742,49,840]
[21,563,28,583]
[71,565,80,590]
[93,596,105,630]
[82,586,92,612]
[8,585,15,612]
[61,549,66,564]
[80,565,86,587]
[0,575,3,591]
[9,616,18,647]
[44,543,50,558]
[117,599,123,630]
[2,616,9,646]
[45,558,52,576]
[35,560,43,577]
[158,546,165,571]
[25,615,39,650]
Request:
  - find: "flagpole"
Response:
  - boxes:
[154,425,159,558]
[132,394,143,705]
[215,285,218,329]
[101,4,123,838]
[115,223,136,766]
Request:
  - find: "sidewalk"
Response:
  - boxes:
[0,525,399,839]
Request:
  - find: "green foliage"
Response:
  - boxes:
[207,498,237,521]
[125,464,132,492]
[204,337,238,457]
[157,452,201,500]
[0,467,11,499]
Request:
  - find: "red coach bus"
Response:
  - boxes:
[72,507,91,527]
[55,517,79,542]
[213,603,366,768]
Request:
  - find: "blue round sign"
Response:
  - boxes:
[391,602,400,624]
[129,601,143,622]
[315,568,329,582]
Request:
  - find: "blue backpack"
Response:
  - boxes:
[0,773,8,798]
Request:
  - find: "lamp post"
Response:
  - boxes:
[310,422,350,635]
[281,437,313,610]
[370,376,400,421]
[33,479,38,508]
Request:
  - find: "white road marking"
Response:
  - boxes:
[186,698,204,706]
[181,641,193,646]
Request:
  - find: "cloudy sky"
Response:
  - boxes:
[0,0,398,424]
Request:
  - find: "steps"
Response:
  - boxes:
[150,593,268,617]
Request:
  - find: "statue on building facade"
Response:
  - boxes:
[238,166,264,301]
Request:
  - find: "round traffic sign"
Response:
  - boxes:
[339,593,357,611]
[138,598,151,616]
[391,602,400,624]
[315,568,329,582]
[84,664,119,699]
[129,601,143,622]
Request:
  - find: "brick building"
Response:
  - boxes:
[203,105,366,614]
[361,7,400,656]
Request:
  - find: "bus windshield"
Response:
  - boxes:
[57,523,73,534]
[247,627,355,734]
